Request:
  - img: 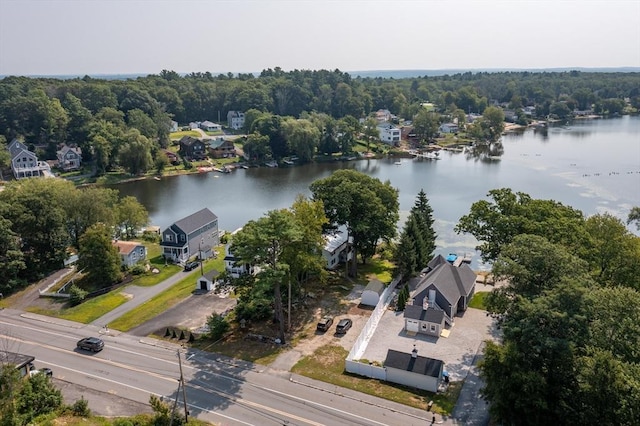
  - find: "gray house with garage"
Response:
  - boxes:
[161,208,219,264]
[406,254,477,328]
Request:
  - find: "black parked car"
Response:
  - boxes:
[335,318,352,334]
[316,316,334,332]
[77,337,104,352]
[184,261,200,271]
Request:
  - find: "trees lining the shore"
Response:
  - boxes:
[1,69,638,174]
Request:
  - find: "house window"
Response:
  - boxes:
[166,234,172,242]
[421,323,427,330]
[430,324,436,332]
[180,235,186,242]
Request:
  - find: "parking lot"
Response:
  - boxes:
[360,306,499,381]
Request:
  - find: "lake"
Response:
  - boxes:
[114,115,640,270]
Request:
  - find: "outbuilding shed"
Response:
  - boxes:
[384,348,443,392]
[361,279,385,307]
[196,269,220,292]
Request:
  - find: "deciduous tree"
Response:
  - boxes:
[231,209,303,343]
[78,223,122,288]
[310,170,399,275]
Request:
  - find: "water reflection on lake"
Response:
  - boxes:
[114,116,640,270]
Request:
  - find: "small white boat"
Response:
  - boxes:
[394,161,402,165]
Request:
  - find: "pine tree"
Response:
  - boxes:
[411,189,437,264]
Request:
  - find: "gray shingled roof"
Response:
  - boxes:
[0,350,35,368]
[364,279,385,295]
[384,349,443,378]
[403,305,445,323]
[174,208,217,234]
[412,260,476,307]
[179,136,202,147]
[8,139,31,159]
[203,269,220,281]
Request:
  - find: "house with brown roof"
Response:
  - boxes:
[112,240,147,268]
[207,138,236,158]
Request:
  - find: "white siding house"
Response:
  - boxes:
[384,348,443,393]
[377,124,401,145]
[9,139,51,179]
[200,121,222,132]
[361,279,385,307]
[439,123,459,133]
[227,111,245,130]
[322,227,353,270]
[196,269,220,292]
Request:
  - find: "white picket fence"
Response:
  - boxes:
[345,275,401,378]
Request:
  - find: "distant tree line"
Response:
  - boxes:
[0,69,638,173]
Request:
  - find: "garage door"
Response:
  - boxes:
[406,319,419,333]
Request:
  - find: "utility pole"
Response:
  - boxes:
[287,279,291,331]
[199,238,204,276]
[177,349,188,422]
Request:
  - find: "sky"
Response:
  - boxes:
[1,0,639,76]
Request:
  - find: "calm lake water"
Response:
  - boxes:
[115,115,640,270]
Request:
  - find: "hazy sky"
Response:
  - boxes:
[1,0,639,76]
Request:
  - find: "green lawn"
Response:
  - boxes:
[128,244,182,287]
[170,130,201,140]
[28,291,129,324]
[355,258,395,285]
[291,345,461,414]
[469,291,490,310]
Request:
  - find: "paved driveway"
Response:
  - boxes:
[360,307,498,381]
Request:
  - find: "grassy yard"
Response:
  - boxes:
[192,334,285,365]
[356,257,395,284]
[469,291,490,310]
[291,345,462,414]
[128,244,182,287]
[169,130,201,140]
[28,291,129,324]
[108,248,225,332]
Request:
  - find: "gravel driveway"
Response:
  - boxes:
[128,289,236,337]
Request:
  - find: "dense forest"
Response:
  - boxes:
[456,189,640,425]
[0,69,639,175]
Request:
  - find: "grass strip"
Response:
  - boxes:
[28,291,129,324]
[468,291,489,310]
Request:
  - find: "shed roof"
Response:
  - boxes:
[202,269,220,281]
[0,351,35,369]
[113,240,144,255]
[364,279,385,295]
[384,349,443,378]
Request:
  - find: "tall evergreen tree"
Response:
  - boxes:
[411,189,437,262]
[395,190,437,278]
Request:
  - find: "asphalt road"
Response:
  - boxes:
[1,308,434,425]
